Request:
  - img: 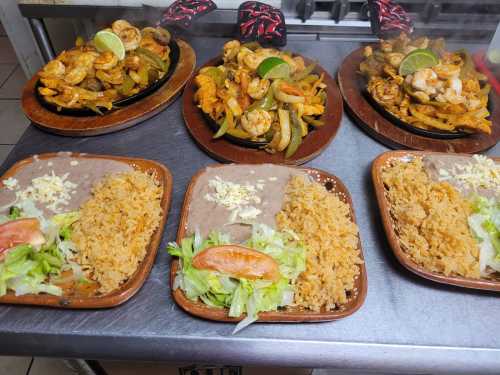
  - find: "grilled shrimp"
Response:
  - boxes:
[140,35,165,56]
[94,51,118,70]
[111,20,132,35]
[411,68,439,95]
[124,55,140,70]
[75,51,99,69]
[433,63,461,79]
[39,60,65,78]
[118,27,141,51]
[141,26,170,46]
[385,52,405,68]
[240,109,272,137]
[64,66,87,85]
[247,77,270,100]
[223,40,241,62]
[281,54,304,74]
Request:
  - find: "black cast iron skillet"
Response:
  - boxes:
[35,39,180,117]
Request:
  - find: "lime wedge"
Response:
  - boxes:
[398,49,439,76]
[257,57,290,79]
[93,30,125,60]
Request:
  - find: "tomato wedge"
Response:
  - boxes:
[192,245,280,281]
[0,218,45,255]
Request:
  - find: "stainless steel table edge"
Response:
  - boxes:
[1,331,500,374]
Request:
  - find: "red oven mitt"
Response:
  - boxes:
[368,0,413,38]
[237,1,287,47]
[158,0,217,29]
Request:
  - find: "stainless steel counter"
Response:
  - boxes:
[0,37,499,374]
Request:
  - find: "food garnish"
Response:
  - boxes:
[194,40,326,157]
[360,33,492,134]
[0,218,45,255]
[168,224,306,332]
[37,19,172,113]
[192,245,280,281]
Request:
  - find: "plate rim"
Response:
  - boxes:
[170,163,368,322]
[372,150,500,291]
[0,152,173,308]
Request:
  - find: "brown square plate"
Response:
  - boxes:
[170,164,367,323]
[0,153,173,308]
[372,150,500,291]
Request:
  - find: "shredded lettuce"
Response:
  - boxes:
[469,196,500,276]
[0,244,63,297]
[167,223,306,333]
[0,201,81,297]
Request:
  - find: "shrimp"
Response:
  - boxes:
[118,27,141,51]
[39,60,65,78]
[95,67,123,85]
[367,77,403,106]
[380,40,393,53]
[75,52,98,69]
[433,63,460,79]
[124,55,140,70]
[436,78,465,104]
[240,109,272,137]
[94,51,118,70]
[385,52,405,68]
[363,46,373,58]
[247,77,270,100]
[140,35,165,56]
[223,40,241,62]
[40,77,63,89]
[111,20,132,35]
[64,66,87,85]
[411,68,439,95]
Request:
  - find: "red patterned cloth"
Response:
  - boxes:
[237,1,286,47]
[368,0,413,37]
[158,0,217,28]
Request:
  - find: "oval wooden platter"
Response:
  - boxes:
[21,39,196,137]
[182,56,343,165]
[372,150,500,291]
[338,46,500,153]
[170,164,367,323]
[0,152,173,308]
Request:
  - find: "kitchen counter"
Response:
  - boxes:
[0,36,499,374]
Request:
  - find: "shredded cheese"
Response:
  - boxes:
[16,171,77,213]
[2,177,18,190]
[204,176,263,221]
[438,155,499,192]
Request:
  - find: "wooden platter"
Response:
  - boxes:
[0,153,173,308]
[21,39,196,137]
[170,164,367,322]
[182,56,343,165]
[372,150,500,291]
[338,46,500,153]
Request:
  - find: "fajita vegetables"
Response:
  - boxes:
[360,33,492,134]
[194,40,327,157]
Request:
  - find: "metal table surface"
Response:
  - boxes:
[0,37,499,374]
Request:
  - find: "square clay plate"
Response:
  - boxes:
[0,153,173,308]
[170,164,367,323]
[372,150,500,291]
